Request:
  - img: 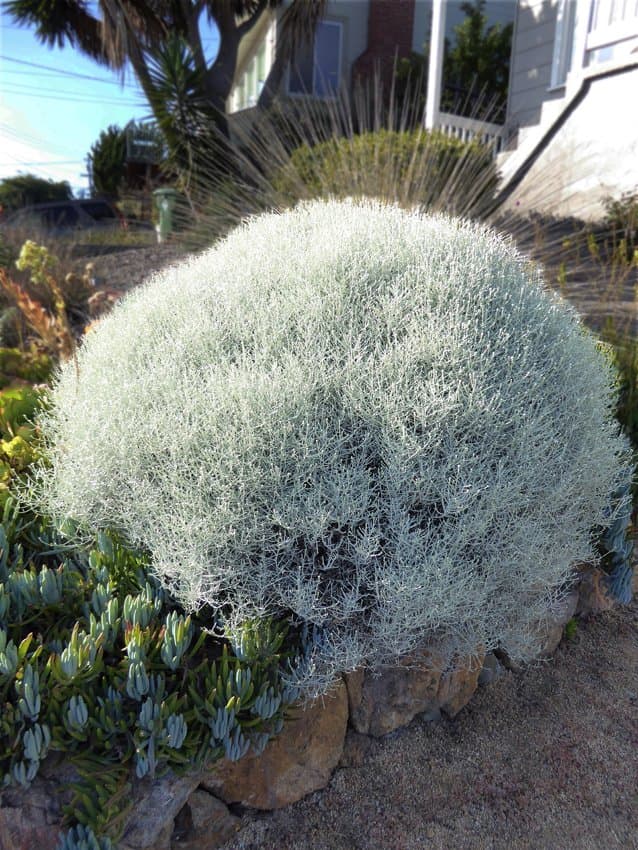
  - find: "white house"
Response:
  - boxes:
[228,0,638,220]
[499,0,638,218]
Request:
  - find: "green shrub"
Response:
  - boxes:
[0,499,297,841]
[30,199,631,696]
[271,128,499,217]
[0,384,48,506]
[0,347,53,388]
[0,307,23,349]
[603,188,638,253]
[602,321,638,452]
[0,232,17,271]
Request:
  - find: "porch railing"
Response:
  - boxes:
[435,111,507,156]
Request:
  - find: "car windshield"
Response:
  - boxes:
[80,202,116,221]
[41,205,80,228]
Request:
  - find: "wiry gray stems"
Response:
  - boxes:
[29,200,631,697]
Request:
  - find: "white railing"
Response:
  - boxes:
[586,0,638,51]
[435,111,506,156]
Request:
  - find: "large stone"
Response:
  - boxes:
[200,680,348,810]
[436,650,486,718]
[0,760,76,850]
[576,566,618,616]
[533,590,579,657]
[0,786,64,850]
[477,652,506,686]
[344,649,443,737]
[170,789,241,850]
[119,771,202,850]
[338,730,374,768]
[496,589,580,671]
[0,759,200,850]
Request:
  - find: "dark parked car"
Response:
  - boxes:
[3,199,127,236]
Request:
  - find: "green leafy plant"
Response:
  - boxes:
[87,126,128,199]
[0,173,72,213]
[603,188,638,254]
[0,384,47,507]
[29,199,632,697]
[0,240,93,360]
[0,379,298,845]
[0,347,53,389]
[0,500,298,842]
[563,618,578,641]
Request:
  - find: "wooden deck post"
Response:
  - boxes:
[425,0,446,129]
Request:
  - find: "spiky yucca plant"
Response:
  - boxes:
[29,199,630,696]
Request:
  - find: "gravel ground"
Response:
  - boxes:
[221,601,638,850]
[73,242,190,292]
[81,243,638,850]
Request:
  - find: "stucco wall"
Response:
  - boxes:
[503,64,638,220]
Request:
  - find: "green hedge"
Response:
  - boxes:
[271,128,499,217]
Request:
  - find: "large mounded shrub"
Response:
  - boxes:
[271,129,498,217]
[31,200,629,694]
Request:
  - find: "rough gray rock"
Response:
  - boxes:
[119,771,202,850]
[170,789,241,850]
[344,649,444,737]
[478,652,506,686]
[436,651,486,718]
[496,589,580,671]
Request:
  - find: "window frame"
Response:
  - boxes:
[550,0,578,89]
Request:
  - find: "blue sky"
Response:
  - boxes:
[0,7,220,194]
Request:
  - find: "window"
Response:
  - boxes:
[288,21,342,96]
[257,42,267,93]
[550,0,578,87]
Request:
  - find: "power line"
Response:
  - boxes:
[0,53,136,85]
[2,75,136,94]
[1,67,144,92]
[0,121,84,154]
[2,78,144,102]
[2,85,145,106]
[0,159,84,166]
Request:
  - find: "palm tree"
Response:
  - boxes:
[3,1,327,174]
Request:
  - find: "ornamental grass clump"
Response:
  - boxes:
[30,199,631,695]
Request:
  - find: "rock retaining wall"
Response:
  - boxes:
[0,566,632,850]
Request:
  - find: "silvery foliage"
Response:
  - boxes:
[30,199,631,697]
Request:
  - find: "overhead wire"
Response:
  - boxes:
[0,159,84,165]
[0,53,138,86]
[1,67,144,93]
[0,121,84,159]
[1,82,146,106]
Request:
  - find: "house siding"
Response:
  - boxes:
[503,64,638,219]
[322,0,370,86]
[508,0,563,131]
